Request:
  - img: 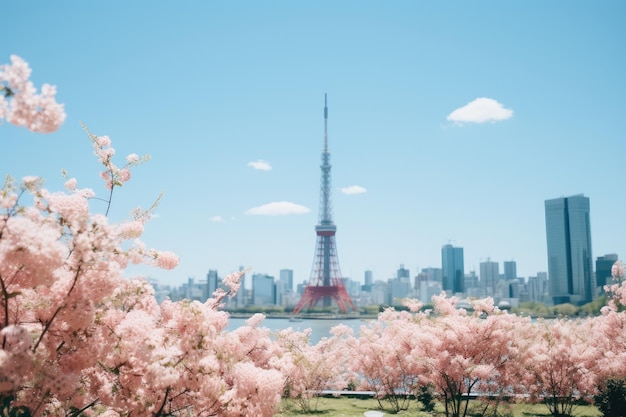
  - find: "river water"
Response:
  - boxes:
[226,317,371,344]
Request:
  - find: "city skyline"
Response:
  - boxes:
[2,2,625,287]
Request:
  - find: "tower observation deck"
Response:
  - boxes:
[292,95,357,314]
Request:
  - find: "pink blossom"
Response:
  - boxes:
[1,325,32,354]
[117,168,131,183]
[22,176,40,191]
[117,220,144,239]
[64,177,77,191]
[611,260,624,281]
[245,313,266,328]
[401,298,423,312]
[153,250,179,270]
[0,192,17,209]
[471,296,496,315]
[222,270,244,295]
[0,55,66,133]
[94,135,111,147]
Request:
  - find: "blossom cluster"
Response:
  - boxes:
[0,124,290,417]
[0,55,66,133]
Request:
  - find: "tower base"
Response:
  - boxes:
[293,285,358,314]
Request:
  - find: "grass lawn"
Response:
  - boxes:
[274,396,602,417]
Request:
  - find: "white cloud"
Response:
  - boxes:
[341,185,367,195]
[447,98,513,124]
[245,201,310,216]
[209,215,224,222]
[247,160,272,171]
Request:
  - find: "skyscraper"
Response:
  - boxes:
[503,261,517,281]
[252,273,276,306]
[280,269,294,292]
[545,194,594,305]
[480,259,500,296]
[396,264,410,281]
[441,244,464,294]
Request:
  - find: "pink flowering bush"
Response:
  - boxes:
[351,308,420,412]
[87,277,284,416]
[274,324,354,413]
[521,318,599,417]
[348,295,534,417]
[410,295,532,417]
[0,55,66,133]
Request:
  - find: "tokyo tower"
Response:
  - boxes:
[292,95,357,314]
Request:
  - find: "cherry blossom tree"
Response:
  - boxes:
[1,56,287,415]
[351,308,420,413]
[0,55,66,133]
[88,281,284,416]
[587,262,626,417]
[408,295,532,417]
[274,324,354,413]
[521,317,599,417]
[0,126,179,415]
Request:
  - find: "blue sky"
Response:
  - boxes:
[2,1,625,288]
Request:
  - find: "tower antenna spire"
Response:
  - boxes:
[324,93,328,152]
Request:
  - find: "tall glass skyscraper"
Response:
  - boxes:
[441,244,464,295]
[544,194,594,305]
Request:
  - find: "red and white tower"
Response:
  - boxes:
[293,95,357,314]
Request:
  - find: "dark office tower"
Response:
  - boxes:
[596,254,618,289]
[442,244,464,294]
[545,194,594,305]
[363,270,373,292]
[397,264,410,280]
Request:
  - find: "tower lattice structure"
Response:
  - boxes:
[293,95,357,314]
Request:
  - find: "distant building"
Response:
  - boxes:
[396,264,410,280]
[371,280,388,305]
[207,269,219,298]
[363,270,373,292]
[280,269,294,292]
[388,277,411,305]
[442,244,464,294]
[545,195,594,305]
[419,281,443,305]
[234,266,247,307]
[252,273,276,306]
[464,271,481,297]
[420,267,442,283]
[480,259,499,297]
[183,277,206,301]
[364,270,373,286]
[503,261,517,281]
[596,254,618,293]
[343,277,361,300]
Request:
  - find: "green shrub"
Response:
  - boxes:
[594,378,626,417]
